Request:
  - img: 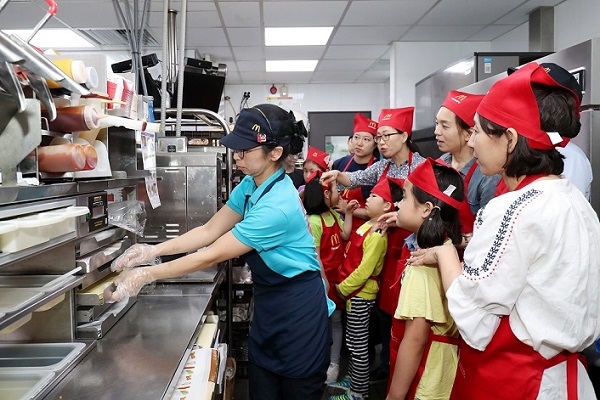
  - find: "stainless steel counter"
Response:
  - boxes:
[41,279,223,400]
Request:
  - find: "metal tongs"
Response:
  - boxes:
[0,0,89,121]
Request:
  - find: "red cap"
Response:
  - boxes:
[441,90,485,127]
[306,146,330,171]
[378,107,414,136]
[477,62,574,150]
[354,113,378,136]
[370,177,404,211]
[408,158,463,210]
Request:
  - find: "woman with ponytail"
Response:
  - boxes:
[107,104,333,400]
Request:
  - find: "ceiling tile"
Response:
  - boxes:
[317,59,375,71]
[468,25,519,41]
[218,2,260,28]
[324,45,389,60]
[263,1,348,27]
[496,0,564,25]
[195,46,235,62]
[238,70,266,84]
[419,0,524,26]
[343,0,438,26]
[238,60,265,72]
[149,1,216,13]
[360,70,391,82]
[332,26,410,45]
[232,46,264,60]
[401,25,486,41]
[227,27,262,46]
[185,28,228,46]
[266,71,314,83]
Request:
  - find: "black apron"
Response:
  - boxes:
[243,172,330,378]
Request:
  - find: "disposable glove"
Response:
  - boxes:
[111,243,157,272]
[104,268,155,302]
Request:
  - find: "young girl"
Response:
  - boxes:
[300,146,331,194]
[329,177,403,400]
[302,171,358,384]
[387,158,465,400]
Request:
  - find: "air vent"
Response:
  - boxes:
[77,28,159,47]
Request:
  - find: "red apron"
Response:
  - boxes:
[451,173,585,399]
[319,212,345,307]
[376,159,413,316]
[338,223,378,300]
[389,317,459,398]
[340,155,376,233]
[450,318,585,400]
[457,161,477,235]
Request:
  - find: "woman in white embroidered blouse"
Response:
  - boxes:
[408,62,600,400]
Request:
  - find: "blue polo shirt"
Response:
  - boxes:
[228,167,322,278]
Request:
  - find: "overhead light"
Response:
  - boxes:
[2,29,95,49]
[266,60,318,72]
[265,27,333,46]
[445,60,474,75]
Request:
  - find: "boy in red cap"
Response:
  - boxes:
[329,177,403,400]
[409,62,600,400]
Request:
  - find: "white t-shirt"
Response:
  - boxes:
[448,178,600,399]
[557,141,592,200]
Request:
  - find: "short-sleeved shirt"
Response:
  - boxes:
[395,241,458,399]
[227,168,321,278]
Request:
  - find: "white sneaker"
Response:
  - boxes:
[326,363,340,384]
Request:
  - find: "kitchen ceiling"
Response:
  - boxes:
[0,0,564,85]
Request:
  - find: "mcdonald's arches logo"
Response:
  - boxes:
[452,94,468,104]
[382,113,393,120]
[368,121,377,129]
[330,233,341,247]
[252,124,261,132]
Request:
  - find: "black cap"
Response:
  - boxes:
[221,105,291,150]
[508,62,583,104]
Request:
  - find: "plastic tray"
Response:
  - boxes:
[43,206,90,238]
[0,371,54,400]
[0,342,85,371]
[0,288,43,313]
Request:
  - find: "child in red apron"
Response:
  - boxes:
[302,171,358,384]
[300,146,331,193]
[387,158,465,400]
[408,62,600,399]
[332,113,379,234]
[328,177,403,400]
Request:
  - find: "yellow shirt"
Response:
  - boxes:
[394,242,458,400]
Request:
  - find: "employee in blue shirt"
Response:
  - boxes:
[107,104,333,400]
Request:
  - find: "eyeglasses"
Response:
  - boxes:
[232,147,262,159]
[374,132,402,144]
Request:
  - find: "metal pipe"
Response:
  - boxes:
[167,9,178,85]
[159,1,170,133]
[175,0,187,137]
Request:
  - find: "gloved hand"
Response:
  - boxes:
[111,243,157,272]
[104,268,155,303]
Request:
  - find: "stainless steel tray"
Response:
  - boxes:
[76,296,136,339]
[75,238,129,274]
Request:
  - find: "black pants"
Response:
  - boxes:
[248,358,328,400]
[373,307,392,373]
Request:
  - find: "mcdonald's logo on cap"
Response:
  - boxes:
[252,124,261,132]
[368,121,377,129]
[382,113,393,120]
[452,94,468,103]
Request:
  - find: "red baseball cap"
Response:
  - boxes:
[378,107,414,136]
[306,146,330,171]
[477,62,578,150]
[354,113,378,136]
[441,90,485,127]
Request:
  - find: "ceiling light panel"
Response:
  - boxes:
[265,27,333,46]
